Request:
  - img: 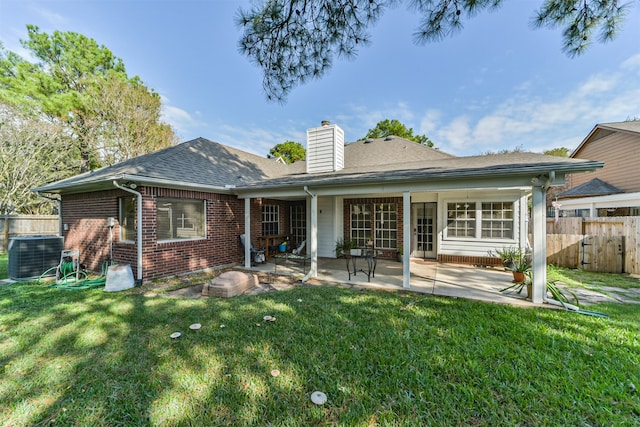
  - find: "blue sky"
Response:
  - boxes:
[1,0,639,157]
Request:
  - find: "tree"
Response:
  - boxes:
[544,147,570,157]
[237,0,634,101]
[0,26,175,172]
[83,73,178,166]
[361,119,434,147]
[0,103,79,214]
[267,141,306,164]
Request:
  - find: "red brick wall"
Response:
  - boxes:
[61,187,245,281]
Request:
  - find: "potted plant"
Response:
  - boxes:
[335,238,357,258]
[396,247,403,262]
[491,246,520,270]
[511,249,531,284]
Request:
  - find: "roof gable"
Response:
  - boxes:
[572,120,640,158]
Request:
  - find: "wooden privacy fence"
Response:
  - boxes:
[546,234,624,273]
[546,217,639,274]
[1,215,59,252]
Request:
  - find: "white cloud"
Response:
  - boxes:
[31,5,67,26]
[216,123,307,157]
[159,95,203,139]
[433,53,640,155]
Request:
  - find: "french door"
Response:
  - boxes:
[412,203,436,258]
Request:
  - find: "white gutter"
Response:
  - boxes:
[113,180,143,282]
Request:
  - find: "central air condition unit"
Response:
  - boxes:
[8,235,64,280]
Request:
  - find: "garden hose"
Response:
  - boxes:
[37,261,113,290]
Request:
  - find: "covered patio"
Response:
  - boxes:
[247,256,538,307]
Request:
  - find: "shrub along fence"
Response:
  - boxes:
[1,215,59,252]
[546,217,638,274]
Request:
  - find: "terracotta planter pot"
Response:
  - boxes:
[512,271,526,283]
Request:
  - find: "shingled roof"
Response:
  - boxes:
[34,137,293,193]
[558,178,625,199]
[34,135,603,194]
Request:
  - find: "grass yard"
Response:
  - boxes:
[1,274,639,426]
[0,252,7,280]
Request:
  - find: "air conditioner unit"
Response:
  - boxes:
[8,235,64,280]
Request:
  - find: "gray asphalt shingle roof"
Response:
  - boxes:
[34,135,603,194]
[558,178,625,199]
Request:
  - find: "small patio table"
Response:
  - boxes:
[346,247,377,282]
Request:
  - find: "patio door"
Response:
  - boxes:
[412,203,436,259]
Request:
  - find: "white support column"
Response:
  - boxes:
[531,185,547,303]
[244,198,251,269]
[309,193,318,278]
[403,191,411,289]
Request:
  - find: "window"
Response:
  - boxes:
[290,204,306,247]
[262,204,279,236]
[120,197,136,242]
[447,202,476,238]
[349,203,398,249]
[350,204,372,247]
[481,202,513,239]
[156,198,205,241]
[375,203,397,249]
[446,201,515,240]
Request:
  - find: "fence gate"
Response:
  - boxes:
[580,235,624,273]
[547,234,624,273]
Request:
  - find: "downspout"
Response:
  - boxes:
[301,186,316,283]
[113,181,143,282]
[35,191,62,237]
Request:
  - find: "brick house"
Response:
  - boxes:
[34,121,602,303]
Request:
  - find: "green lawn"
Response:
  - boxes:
[1,273,639,426]
[0,252,7,280]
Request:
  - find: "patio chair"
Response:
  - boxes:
[239,234,265,265]
[292,240,306,255]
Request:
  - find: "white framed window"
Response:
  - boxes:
[349,202,398,249]
[156,198,205,242]
[481,202,514,239]
[447,202,476,238]
[375,203,397,249]
[262,204,279,236]
[350,203,372,247]
[119,197,136,242]
[446,201,515,240]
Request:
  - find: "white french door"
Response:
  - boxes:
[412,203,436,258]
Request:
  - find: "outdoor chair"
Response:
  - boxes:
[239,234,265,265]
[292,240,306,255]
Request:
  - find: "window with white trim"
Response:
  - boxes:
[446,201,516,240]
[375,203,397,249]
[481,202,514,239]
[262,204,280,236]
[447,202,476,238]
[350,204,371,247]
[156,198,205,241]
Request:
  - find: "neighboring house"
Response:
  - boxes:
[557,120,640,217]
[34,121,602,303]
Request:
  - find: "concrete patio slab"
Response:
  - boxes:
[246,257,539,307]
